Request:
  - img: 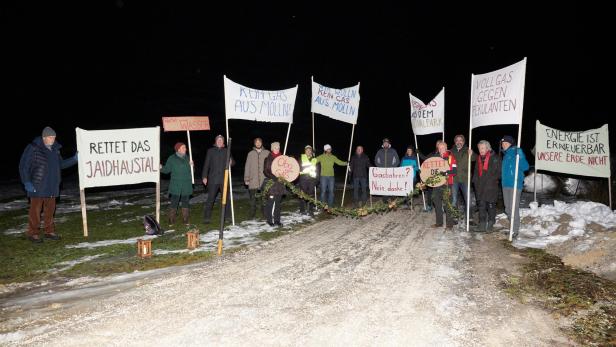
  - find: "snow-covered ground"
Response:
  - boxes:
[509,200,616,249]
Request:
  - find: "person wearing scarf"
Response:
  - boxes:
[161,142,194,226]
[472,140,501,232]
[263,142,286,227]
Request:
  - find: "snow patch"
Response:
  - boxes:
[50,254,107,273]
[512,200,616,249]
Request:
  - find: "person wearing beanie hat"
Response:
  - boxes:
[263,141,286,226]
[375,137,399,168]
[42,126,56,138]
[202,134,234,223]
[161,142,194,226]
[500,134,529,238]
[501,135,516,146]
[316,144,347,207]
[18,127,78,243]
[244,137,270,220]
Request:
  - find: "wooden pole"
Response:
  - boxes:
[609,177,613,210]
[80,189,88,237]
[466,74,474,232]
[283,122,292,155]
[156,127,161,224]
[225,118,236,226]
[218,138,232,256]
[509,57,528,242]
[341,124,355,207]
[312,111,317,203]
[187,130,195,184]
[414,134,427,211]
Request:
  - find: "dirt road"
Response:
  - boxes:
[1,210,572,346]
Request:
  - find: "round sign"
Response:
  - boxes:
[420,157,449,187]
[271,155,300,182]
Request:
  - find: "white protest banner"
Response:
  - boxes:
[224,76,297,123]
[535,121,610,178]
[369,167,414,196]
[76,127,160,188]
[410,88,445,135]
[471,58,526,129]
[311,80,360,124]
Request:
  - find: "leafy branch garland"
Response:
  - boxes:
[258,172,461,219]
[415,172,463,220]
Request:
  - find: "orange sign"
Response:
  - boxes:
[272,156,300,182]
[420,157,448,187]
[162,116,210,132]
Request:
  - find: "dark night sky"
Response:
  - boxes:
[1,1,612,180]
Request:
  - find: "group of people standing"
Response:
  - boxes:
[19,126,529,244]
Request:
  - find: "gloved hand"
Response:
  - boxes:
[24,182,36,193]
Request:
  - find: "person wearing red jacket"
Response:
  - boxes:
[430,140,457,229]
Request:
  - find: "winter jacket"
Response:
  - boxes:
[244,148,270,189]
[161,153,193,196]
[316,153,346,177]
[19,137,77,197]
[472,151,501,202]
[375,148,399,168]
[349,153,372,179]
[400,155,420,175]
[429,150,457,185]
[201,146,234,185]
[263,153,286,196]
[501,146,529,189]
[450,145,476,184]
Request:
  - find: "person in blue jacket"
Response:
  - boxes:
[19,127,78,243]
[500,135,529,238]
[400,146,420,184]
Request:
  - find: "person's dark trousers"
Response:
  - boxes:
[265,195,282,224]
[27,197,56,237]
[432,185,453,227]
[203,183,231,223]
[477,200,497,230]
[170,194,190,209]
[248,189,263,219]
[423,187,433,212]
[320,176,335,207]
[353,177,368,206]
[298,176,316,214]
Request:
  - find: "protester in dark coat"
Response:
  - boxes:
[349,145,372,206]
[161,142,194,226]
[374,138,399,168]
[19,127,78,242]
[201,135,234,224]
[263,142,286,226]
[472,140,501,232]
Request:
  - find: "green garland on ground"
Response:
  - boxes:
[258,172,461,219]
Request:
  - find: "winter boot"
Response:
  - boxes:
[181,208,190,225]
[168,208,177,226]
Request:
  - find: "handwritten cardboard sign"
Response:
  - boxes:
[368,167,414,196]
[272,156,300,182]
[420,157,448,187]
[162,116,210,132]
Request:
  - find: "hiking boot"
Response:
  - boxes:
[28,235,43,243]
[431,224,443,228]
[168,208,176,226]
[274,221,283,227]
[44,233,61,240]
[181,208,190,225]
